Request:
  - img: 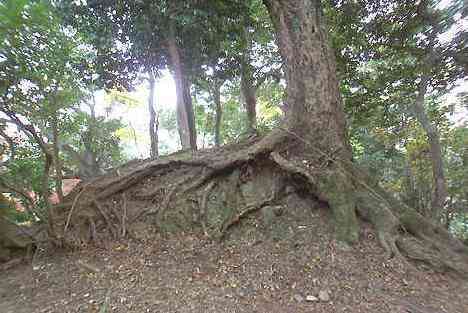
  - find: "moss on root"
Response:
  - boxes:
[54,132,468,277]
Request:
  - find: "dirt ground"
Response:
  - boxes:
[1,206,468,313]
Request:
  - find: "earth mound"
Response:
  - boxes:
[1,197,468,313]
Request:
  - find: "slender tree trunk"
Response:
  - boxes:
[445,196,453,230]
[240,22,258,134]
[264,0,359,243]
[167,23,197,150]
[241,62,257,134]
[80,93,102,177]
[403,158,418,209]
[51,115,63,203]
[148,70,159,158]
[2,109,57,236]
[412,76,448,221]
[89,96,96,120]
[42,153,55,237]
[213,80,223,147]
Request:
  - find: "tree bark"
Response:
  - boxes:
[213,80,222,147]
[42,153,56,238]
[240,61,257,134]
[148,70,159,158]
[55,0,468,276]
[402,158,418,210]
[51,115,63,203]
[264,0,359,243]
[239,21,259,134]
[167,22,197,150]
[412,76,448,222]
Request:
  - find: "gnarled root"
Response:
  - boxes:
[54,131,468,277]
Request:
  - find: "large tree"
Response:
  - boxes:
[325,0,466,223]
[58,0,468,276]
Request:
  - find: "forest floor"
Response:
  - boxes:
[1,205,468,313]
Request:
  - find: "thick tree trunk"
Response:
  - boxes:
[167,23,197,151]
[56,0,468,277]
[213,83,222,147]
[264,0,359,243]
[262,0,468,274]
[412,76,448,221]
[148,70,159,159]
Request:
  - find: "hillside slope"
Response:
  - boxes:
[1,202,468,313]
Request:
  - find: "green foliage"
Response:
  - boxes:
[64,110,126,169]
[1,0,466,239]
[0,0,85,114]
[256,80,283,132]
[325,0,467,235]
[0,1,126,225]
[220,85,249,142]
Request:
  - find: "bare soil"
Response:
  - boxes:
[1,205,468,313]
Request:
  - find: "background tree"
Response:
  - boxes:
[326,0,467,224]
[53,0,468,277]
[0,0,126,237]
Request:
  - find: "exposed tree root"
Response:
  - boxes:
[200,181,217,236]
[220,193,277,239]
[54,131,468,277]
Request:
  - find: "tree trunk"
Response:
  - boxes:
[42,152,55,238]
[167,23,197,151]
[402,158,418,209]
[412,76,448,221]
[239,22,258,134]
[264,0,359,243]
[56,0,468,277]
[240,61,257,134]
[262,0,468,274]
[213,80,222,147]
[148,70,159,158]
[51,115,63,203]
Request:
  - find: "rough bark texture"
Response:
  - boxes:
[264,0,359,243]
[52,0,468,278]
[167,23,197,150]
[148,70,159,159]
[413,76,448,220]
[240,62,258,134]
[240,25,258,134]
[51,115,64,203]
[42,153,56,239]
